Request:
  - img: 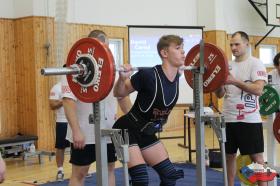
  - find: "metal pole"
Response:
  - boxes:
[122,145,130,186]
[267,113,277,186]
[267,76,277,186]
[93,102,109,186]
[208,115,228,186]
[220,116,228,186]
[220,141,228,186]
[106,129,130,186]
[194,40,206,186]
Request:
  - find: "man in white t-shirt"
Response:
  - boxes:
[268,52,280,93]
[215,31,267,186]
[49,80,70,181]
[62,30,131,186]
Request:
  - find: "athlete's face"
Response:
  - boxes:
[230,34,249,58]
[164,42,185,67]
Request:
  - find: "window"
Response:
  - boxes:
[109,39,123,67]
[259,44,277,67]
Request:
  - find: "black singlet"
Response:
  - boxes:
[129,65,180,126]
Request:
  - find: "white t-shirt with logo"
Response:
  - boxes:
[49,82,67,123]
[223,56,267,123]
[268,69,280,94]
[61,76,117,144]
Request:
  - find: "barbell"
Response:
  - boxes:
[41,37,229,103]
[259,85,280,116]
[258,84,280,143]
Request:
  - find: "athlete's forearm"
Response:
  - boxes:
[114,78,134,97]
[233,80,265,96]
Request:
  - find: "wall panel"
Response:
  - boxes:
[33,17,56,150]
[14,17,37,137]
[0,19,18,137]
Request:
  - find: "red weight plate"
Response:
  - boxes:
[184,43,229,93]
[66,37,115,103]
[273,113,280,143]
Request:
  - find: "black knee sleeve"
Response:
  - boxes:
[128,164,149,186]
[152,158,184,186]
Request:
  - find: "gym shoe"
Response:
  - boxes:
[240,162,279,183]
[56,170,64,182]
[86,173,92,178]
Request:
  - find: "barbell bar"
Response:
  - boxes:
[41,37,229,103]
[41,64,198,76]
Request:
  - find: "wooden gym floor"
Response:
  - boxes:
[2,127,280,186]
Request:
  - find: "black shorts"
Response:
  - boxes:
[113,114,160,150]
[225,122,264,155]
[55,122,70,149]
[69,143,117,166]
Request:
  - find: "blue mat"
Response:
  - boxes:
[41,163,279,186]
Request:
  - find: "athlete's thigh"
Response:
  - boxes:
[141,142,168,166]
[128,145,146,168]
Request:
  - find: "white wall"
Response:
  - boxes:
[0,0,197,26]
[63,0,198,26]
[0,0,14,18]
[221,0,280,37]
[0,0,279,37]
[197,0,280,37]
[14,0,33,18]
[33,0,55,17]
[197,0,220,30]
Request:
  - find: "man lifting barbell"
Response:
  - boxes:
[112,35,186,186]
[215,31,268,186]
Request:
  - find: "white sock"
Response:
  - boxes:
[58,167,63,172]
